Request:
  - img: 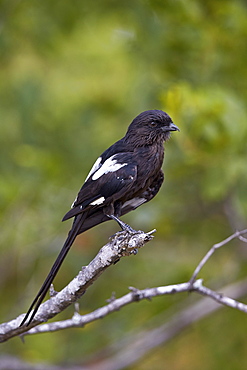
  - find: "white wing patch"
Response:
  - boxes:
[71,156,102,207]
[90,196,105,206]
[85,156,102,182]
[92,155,128,181]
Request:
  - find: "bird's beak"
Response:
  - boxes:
[163,123,180,132]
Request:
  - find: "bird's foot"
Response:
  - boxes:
[109,227,156,257]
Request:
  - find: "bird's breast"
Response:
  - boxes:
[134,144,164,188]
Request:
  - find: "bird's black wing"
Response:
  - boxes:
[63,152,138,221]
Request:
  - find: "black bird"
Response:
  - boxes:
[20,109,179,326]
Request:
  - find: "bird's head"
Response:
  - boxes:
[125,110,179,146]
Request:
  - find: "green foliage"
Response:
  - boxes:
[1,0,247,368]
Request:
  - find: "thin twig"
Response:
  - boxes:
[189,229,247,285]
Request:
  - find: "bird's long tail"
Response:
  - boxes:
[20,212,88,327]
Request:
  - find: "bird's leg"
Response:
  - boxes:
[107,214,136,233]
[104,203,137,233]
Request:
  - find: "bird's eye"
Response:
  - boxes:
[149,121,157,127]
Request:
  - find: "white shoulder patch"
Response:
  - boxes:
[92,155,127,181]
[90,196,105,206]
[85,156,102,182]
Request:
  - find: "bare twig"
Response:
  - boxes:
[189,229,247,285]
[238,235,247,243]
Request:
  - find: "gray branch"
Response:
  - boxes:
[0,228,247,347]
[81,277,247,370]
[1,278,247,370]
[15,278,247,338]
[0,229,155,343]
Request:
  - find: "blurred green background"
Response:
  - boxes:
[1,0,247,368]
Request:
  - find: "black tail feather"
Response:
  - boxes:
[20,212,88,327]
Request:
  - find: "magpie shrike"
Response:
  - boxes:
[20,109,179,326]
